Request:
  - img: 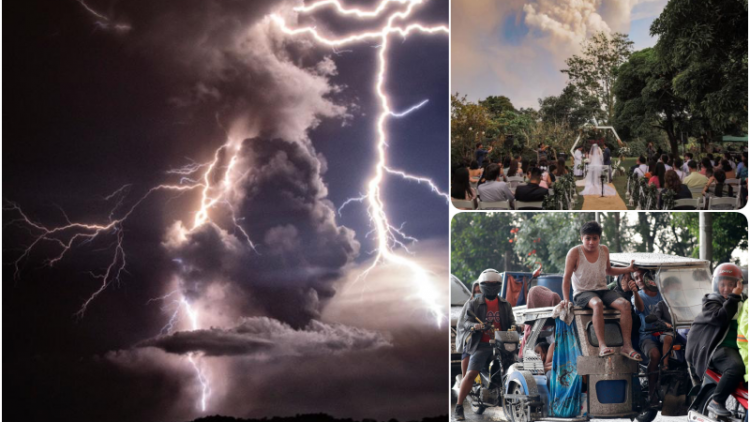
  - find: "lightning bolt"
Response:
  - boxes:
[180,298,210,412]
[5,134,254,318]
[76,0,132,32]
[147,291,211,411]
[272,0,448,326]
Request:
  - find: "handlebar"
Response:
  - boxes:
[643,315,672,333]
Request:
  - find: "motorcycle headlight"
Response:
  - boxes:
[504,343,517,352]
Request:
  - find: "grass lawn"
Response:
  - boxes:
[572,157,636,210]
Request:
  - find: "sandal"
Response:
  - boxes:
[620,349,643,362]
[599,346,615,357]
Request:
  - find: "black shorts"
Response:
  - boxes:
[573,289,622,308]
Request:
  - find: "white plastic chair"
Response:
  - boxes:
[689,186,705,200]
[451,198,476,210]
[514,200,544,210]
[477,199,511,210]
[506,176,525,189]
[707,196,737,210]
[672,198,700,210]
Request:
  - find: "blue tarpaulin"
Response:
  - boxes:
[550,318,582,417]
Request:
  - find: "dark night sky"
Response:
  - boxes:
[3,0,449,421]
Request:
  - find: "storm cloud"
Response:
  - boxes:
[139,317,390,357]
[107,0,352,142]
[164,136,360,328]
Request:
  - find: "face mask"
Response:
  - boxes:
[474,293,482,299]
[480,282,502,299]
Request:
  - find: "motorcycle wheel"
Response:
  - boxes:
[504,381,530,422]
[698,384,717,418]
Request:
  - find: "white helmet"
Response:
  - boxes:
[478,269,502,283]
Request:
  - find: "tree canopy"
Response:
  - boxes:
[651,0,748,134]
[613,48,690,157]
[561,32,634,125]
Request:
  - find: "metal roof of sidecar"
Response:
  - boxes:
[610,252,708,268]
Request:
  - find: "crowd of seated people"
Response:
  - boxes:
[451,153,574,209]
[629,148,747,209]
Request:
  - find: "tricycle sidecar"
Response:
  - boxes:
[505,306,641,422]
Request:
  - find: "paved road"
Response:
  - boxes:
[450,383,685,422]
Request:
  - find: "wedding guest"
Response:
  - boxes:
[649,162,666,188]
[658,170,692,209]
[683,161,709,189]
[451,167,475,202]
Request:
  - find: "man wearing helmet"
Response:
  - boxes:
[686,263,746,417]
[453,269,516,421]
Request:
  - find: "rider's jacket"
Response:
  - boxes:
[686,292,745,380]
[458,294,516,354]
[456,281,481,354]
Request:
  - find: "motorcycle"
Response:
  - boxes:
[687,358,748,422]
[465,323,520,415]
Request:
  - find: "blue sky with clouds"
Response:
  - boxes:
[451,0,669,109]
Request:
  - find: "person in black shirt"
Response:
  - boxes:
[515,168,548,208]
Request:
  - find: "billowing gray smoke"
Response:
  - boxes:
[166,136,360,327]
[116,0,350,142]
[91,0,363,326]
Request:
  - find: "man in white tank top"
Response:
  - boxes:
[562,221,643,361]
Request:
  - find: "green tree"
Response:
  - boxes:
[672,213,748,270]
[651,0,748,135]
[480,95,516,118]
[613,48,690,157]
[600,212,630,253]
[513,213,592,273]
[451,94,490,164]
[630,213,672,253]
[493,110,537,150]
[562,32,634,125]
[451,213,522,286]
[538,84,603,153]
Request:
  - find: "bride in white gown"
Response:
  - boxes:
[580,144,616,196]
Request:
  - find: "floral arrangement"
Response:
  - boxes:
[631,177,650,209]
[544,174,576,210]
[643,183,659,210]
[660,189,676,210]
[626,172,638,206]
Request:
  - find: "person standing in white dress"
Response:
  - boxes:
[580,144,617,196]
[573,146,584,177]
